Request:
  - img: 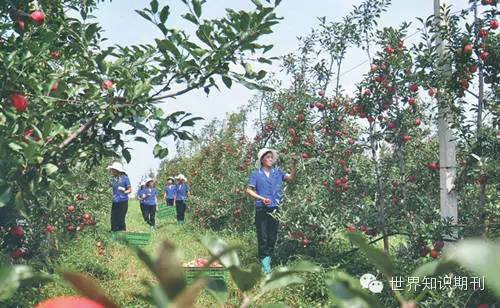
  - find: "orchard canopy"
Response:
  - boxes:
[0,0,499,308]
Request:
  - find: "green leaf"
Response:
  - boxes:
[229,264,262,292]
[134,137,148,143]
[201,236,240,268]
[160,6,170,24]
[192,0,202,18]
[150,0,159,13]
[222,76,232,88]
[8,142,23,153]
[326,271,382,308]
[260,261,320,294]
[156,39,181,59]
[446,239,500,297]
[0,187,12,208]
[122,149,131,163]
[345,232,394,278]
[135,9,152,22]
[43,164,59,176]
[258,57,272,64]
[155,240,187,299]
[62,272,119,308]
[0,266,41,300]
[171,278,206,308]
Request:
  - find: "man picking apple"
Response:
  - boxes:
[246,148,297,274]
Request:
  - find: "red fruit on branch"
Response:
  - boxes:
[480,51,489,61]
[392,180,400,188]
[296,113,305,122]
[463,44,473,54]
[338,159,346,166]
[384,44,394,54]
[403,135,411,143]
[415,118,422,126]
[50,51,61,59]
[478,28,489,38]
[407,175,417,183]
[433,240,445,251]
[388,86,396,95]
[83,213,91,220]
[11,226,25,237]
[348,137,354,145]
[67,205,76,212]
[469,64,477,73]
[370,64,377,72]
[17,19,25,31]
[427,162,440,171]
[408,97,416,106]
[301,153,309,160]
[51,81,59,93]
[363,89,372,96]
[67,224,75,232]
[101,80,114,90]
[301,238,310,247]
[11,249,24,260]
[318,89,325,97]
[429,250,440,259]
[46,225,56,233]
[428,87,436,97]
[375,75,385,83]
[314,101,325,110]
[10,93,29,112]
[409,83,419,93]
[482,0,493,4]
[490,19,499,30]
[397,40,405,49]
[35,296,105,308]
[30,11,45,25]
[346,224,356,233]
[387,122,397,130]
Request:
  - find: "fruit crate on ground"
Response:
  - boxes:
[184,267,229,284]
[157,205,176,220]
[114,232,151,246]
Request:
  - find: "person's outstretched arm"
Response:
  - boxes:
[284,155,298,181]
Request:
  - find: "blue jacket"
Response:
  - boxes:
[165,184,176,200]
[175,183,189,201]
[111,175,131,203]
[248,168,287,208]
[143,187,158,206]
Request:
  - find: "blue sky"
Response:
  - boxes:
[93,0,465,187]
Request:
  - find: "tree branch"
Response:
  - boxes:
[58,114,98,150]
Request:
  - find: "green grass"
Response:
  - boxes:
[7,201,323,307]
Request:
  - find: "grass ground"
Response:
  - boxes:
[17,201,314,308]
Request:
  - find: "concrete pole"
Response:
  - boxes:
[434,0,458,226]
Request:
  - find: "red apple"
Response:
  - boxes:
[387,122,397,130]
[101,80,114,90]
[434,240,445,251]
[296,113,305,122]
[301,238,310,247]
[469,64,478,73]
[301,153,309,159]
[408,97,416,106]
[359,225,367,232]
[429,250,440,259]
[490,19,499,30]
[67,224,75,232]
[407,175,417,183]
[318,89,325,97]
[10,93,28,112]
[482,0,493,4]
[384,44,394,54]
[51,81,59,93]
[415,119,422,126]
[11,226,25,237]
[11,249,24,260]
[402,135,411,143]
[392,180,400,188]
[46,225,56,233]
[478,28,489,38]
[480,51,489,61]
[314,101,325,110]
[67,205,76,212]
[363,89,372,96]
[83,213,91,220]
[30,11,45,25]
[463,44,473,54]
[338,159,346,166]
[346,224,356,233]
[35,296,105,308]
[17,19,25,31]
[428,87,436,97]
[370,64,377,72]
[50,51,61,60]
[409,83,419,93]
